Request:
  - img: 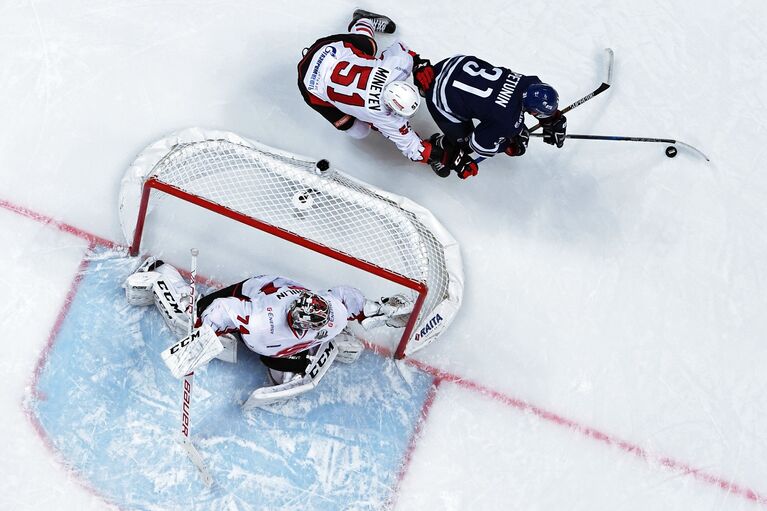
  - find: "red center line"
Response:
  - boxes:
[3,198,765,507]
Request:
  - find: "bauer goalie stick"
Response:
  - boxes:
[177,248,214,487]
[474,48,615,164]
[529,132,710,161]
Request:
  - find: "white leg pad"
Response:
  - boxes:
[153,278,190,339]
[243,341,338,409]
[124,271,160,306]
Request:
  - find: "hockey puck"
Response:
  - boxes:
[665,146,678,158]
[292,190,315,210]
[315,159,330,172]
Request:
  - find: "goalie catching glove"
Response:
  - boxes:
[360,294,415,329]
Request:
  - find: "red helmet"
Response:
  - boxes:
[288,291,330,330]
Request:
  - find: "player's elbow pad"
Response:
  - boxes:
[346,119,372,139]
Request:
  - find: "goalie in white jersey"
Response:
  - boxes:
[125,257,413,407]
[298,9,445,170]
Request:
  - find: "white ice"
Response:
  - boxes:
[1,0,766,509]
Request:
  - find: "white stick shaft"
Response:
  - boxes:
[177,248,213,487]
[188,248,199,338]
[183,248,199,435]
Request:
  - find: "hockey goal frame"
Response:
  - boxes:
[119,128,463,359]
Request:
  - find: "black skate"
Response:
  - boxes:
[348,8,396,34]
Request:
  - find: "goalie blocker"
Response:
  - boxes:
[124,258,413,407]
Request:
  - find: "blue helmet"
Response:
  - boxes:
[523,83,559,118]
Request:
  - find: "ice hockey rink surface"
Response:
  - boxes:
[1,1,766,509]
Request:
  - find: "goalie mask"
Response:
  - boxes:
[382,80,420,118]
[288,291,330,330]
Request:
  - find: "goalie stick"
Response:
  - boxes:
[177,248,214,487]
[475,47,615,164]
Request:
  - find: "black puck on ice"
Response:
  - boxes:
[665,146,678,158]
[316,159,330,172]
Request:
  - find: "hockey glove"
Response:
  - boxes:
[452,151,479,179]
[411,53,435,97]
[540,111,567,148]
[505,125,530,157]
[425,133,451,178]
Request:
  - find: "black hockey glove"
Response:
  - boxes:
[425,134,478,179]
[540,111,567,148]
[505,125,530,157]
[411,53,435,97]
[449,148,479,179]
[425,133,451,178]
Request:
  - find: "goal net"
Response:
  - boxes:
[119,128,464,358]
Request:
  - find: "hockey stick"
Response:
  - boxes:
[529,48,615,133]
[474,48,615,164]
[529,132,710,161]
[177,248,214,487]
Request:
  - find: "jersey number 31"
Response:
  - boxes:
[453,60,503,98]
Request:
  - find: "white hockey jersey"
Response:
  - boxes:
[199,275,365,358]
[302,40,426,161]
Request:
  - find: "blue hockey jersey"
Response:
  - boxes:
[427,55,543,157]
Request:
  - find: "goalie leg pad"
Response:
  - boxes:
[153,278,191,339]
[124,271,160,306]
[243,341,338,409]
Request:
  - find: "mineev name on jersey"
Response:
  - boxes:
[366,67,391,111]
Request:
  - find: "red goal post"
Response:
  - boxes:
[119,128,463,358]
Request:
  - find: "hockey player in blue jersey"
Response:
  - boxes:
[412,55,567,179]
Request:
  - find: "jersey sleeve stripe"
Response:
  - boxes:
[470,133,500,157]
[433,56,468,123]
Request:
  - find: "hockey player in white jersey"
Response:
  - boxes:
[297,9,446,171]
[124,257,413,406]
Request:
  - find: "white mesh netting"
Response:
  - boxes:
[120,129,463,356]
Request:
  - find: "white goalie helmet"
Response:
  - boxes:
[382,80,421,118]
[288,291,330,330]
